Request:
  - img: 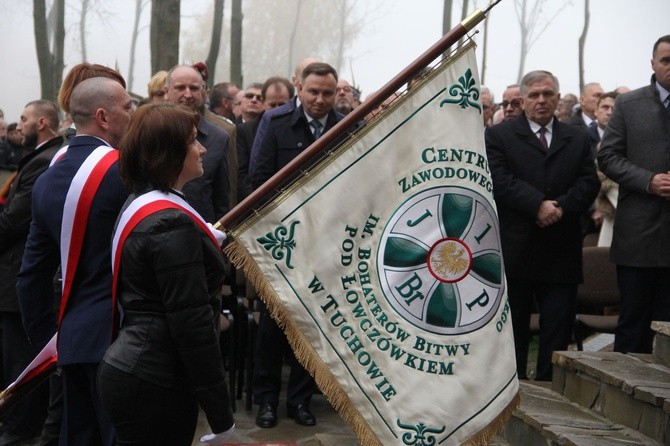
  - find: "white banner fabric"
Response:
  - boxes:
[228,44,518,445]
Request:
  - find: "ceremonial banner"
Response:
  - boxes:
[227,43,518,445]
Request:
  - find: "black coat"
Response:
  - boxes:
[251,105,344,189]
[0,136,62,312]
[485,114,600,283]
[103,203,233,433]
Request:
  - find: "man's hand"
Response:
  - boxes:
[649,172,670,198]
[536,200,563,228]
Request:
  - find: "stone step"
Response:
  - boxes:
[552,350,670,443]
[498,381,661,445]
[652,322,670,369]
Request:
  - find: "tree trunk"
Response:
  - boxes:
[33,0,65,102]
[127,0,145,94]
[442,0,452,35]
[480,10,490,84]
[150,0,180,74]
[80,0,89,61]
[516,0,528,83]
[578,0,590,93]
[230,0,243,87]
[287,0,302,78]
[206,0,225,84]
[335,0,347,73]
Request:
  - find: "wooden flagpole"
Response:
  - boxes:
[216,1,501,231]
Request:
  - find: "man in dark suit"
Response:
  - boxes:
[250,62,344,429]
[0,100,63,445]
[485,70,600,381]
[237,76,293,202]
[247,58,320,178]
[165,65,230,222]
[17,77,133,445]
[569,82,604,130]
[598,35,670,354]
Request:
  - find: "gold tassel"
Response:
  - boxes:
[224,240,382,445]
[225,238,519,446]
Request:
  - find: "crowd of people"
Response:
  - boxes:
[0,33,668,445]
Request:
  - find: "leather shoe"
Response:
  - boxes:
[256,402,278,428]
[287,403,316,426]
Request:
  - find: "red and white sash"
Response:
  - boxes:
[59,146,119,326]
[110,190,226,335]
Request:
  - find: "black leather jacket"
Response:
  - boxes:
[103,200,233,432]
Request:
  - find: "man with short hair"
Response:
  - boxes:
[165,65,231,222]
[237,83,264,124]
[0,100,63,445]
[248,58,320,178]
[570,82,604,129]
[210,82,240,122]
[501,84,523,121]
[18,76,133,446]
[481,86,495,126]
[334,79,356,115]
[485,70,600,381]
[597,35,670,354]
[588,91,618,147]
[237,77,293,201]
[251,62,346,429]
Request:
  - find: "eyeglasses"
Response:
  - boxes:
[244,92,263,101]
[501,99,522,109]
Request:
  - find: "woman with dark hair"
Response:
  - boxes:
[97,102,235,445]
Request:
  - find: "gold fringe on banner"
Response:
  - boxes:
[224,239,383,446]
[463,392,520,445]
[225,238,519,445]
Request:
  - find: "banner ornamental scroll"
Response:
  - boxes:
[227,43,519,446]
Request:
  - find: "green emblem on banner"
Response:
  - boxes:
[377,187,504,335]
[397,419,446,446]
[256,221,300,269]
[439,68,481,112]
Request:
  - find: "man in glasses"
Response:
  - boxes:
[238,84,264,124]
[501,84,523,121]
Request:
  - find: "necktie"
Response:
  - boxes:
[666,98,670,113]
[539,126,548,150]
[310,120,323,139]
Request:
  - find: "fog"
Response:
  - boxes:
[1,0,668,121]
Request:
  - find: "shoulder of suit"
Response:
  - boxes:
[268,107,296,121]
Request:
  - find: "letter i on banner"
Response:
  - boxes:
[226,43,519,445]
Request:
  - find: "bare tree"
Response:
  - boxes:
[80,0,90,60]
[128,0,149,93]
[182,0,364,87]
[205,0,225,84]
[577,0,590,92]
[34,0,65,102]
[287,0,303,77]
[513,0,572,83]
[150,0,180,74]
[231,0,242,87]
[480,5,490,84]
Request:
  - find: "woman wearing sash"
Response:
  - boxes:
[97,102,235,445]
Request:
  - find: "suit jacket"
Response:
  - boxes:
[0,136,63,312]
[204,108,238,208]
[17,135,130,363]
[248,97,298,177]
[251,105,344,189]
[236,115,261,201]
[485,114,600,283]
[568,108,589,129]
[597,77,670,267]
[182,118,230,222]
